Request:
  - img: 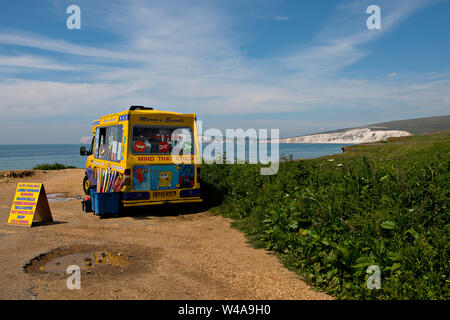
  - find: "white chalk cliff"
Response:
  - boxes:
[276,128,411,144]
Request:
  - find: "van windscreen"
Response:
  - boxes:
[131,125,194,155]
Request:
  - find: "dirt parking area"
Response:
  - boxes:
[0,169,331,300]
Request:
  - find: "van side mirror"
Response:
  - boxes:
[80,146,88,156]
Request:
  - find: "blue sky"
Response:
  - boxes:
[0,0,449,143]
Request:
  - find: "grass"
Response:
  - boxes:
[200,131,450,299]
[32,162,77,170]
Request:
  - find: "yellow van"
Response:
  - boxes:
[80,106,202,208]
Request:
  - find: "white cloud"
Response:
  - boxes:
[0,55,78,71]
[0,78,129,118]
[274,16,301,21]
[282,0,444,76]
[0,29,141,61]
[80,136,93,144]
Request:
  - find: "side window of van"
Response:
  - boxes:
[108,125,123,161]
[94,125,123,162]
[96,127,107,159]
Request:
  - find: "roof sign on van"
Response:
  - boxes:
[100,115,119,125]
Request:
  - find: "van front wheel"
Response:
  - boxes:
[83,175,90,195]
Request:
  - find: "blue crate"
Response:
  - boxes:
[90,189,121,216]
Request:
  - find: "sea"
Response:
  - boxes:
[0,143,351,170]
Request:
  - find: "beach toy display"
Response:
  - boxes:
[88,167,124,216]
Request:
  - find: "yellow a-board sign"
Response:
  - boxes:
[7,183,53,227]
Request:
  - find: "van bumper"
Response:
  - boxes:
[122,197,202,207]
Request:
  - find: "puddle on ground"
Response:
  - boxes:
[40,251,127,273]
[24,245,161,278]
[47,193,75,202]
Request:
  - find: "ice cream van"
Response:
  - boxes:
[80,106,202,208]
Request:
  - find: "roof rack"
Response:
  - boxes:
[129,106,154,111]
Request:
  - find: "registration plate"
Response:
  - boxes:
[152,191,177,199]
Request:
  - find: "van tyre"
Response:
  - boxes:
[83,175,90,195]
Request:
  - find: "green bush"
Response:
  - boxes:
[32,162,77,170]
[200,133,450,299]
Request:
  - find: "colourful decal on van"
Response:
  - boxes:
[133,166,150,191]
[122,136,126,161]
[157,171,173,188]
[151,165,178,190]
[179,165,195,188]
